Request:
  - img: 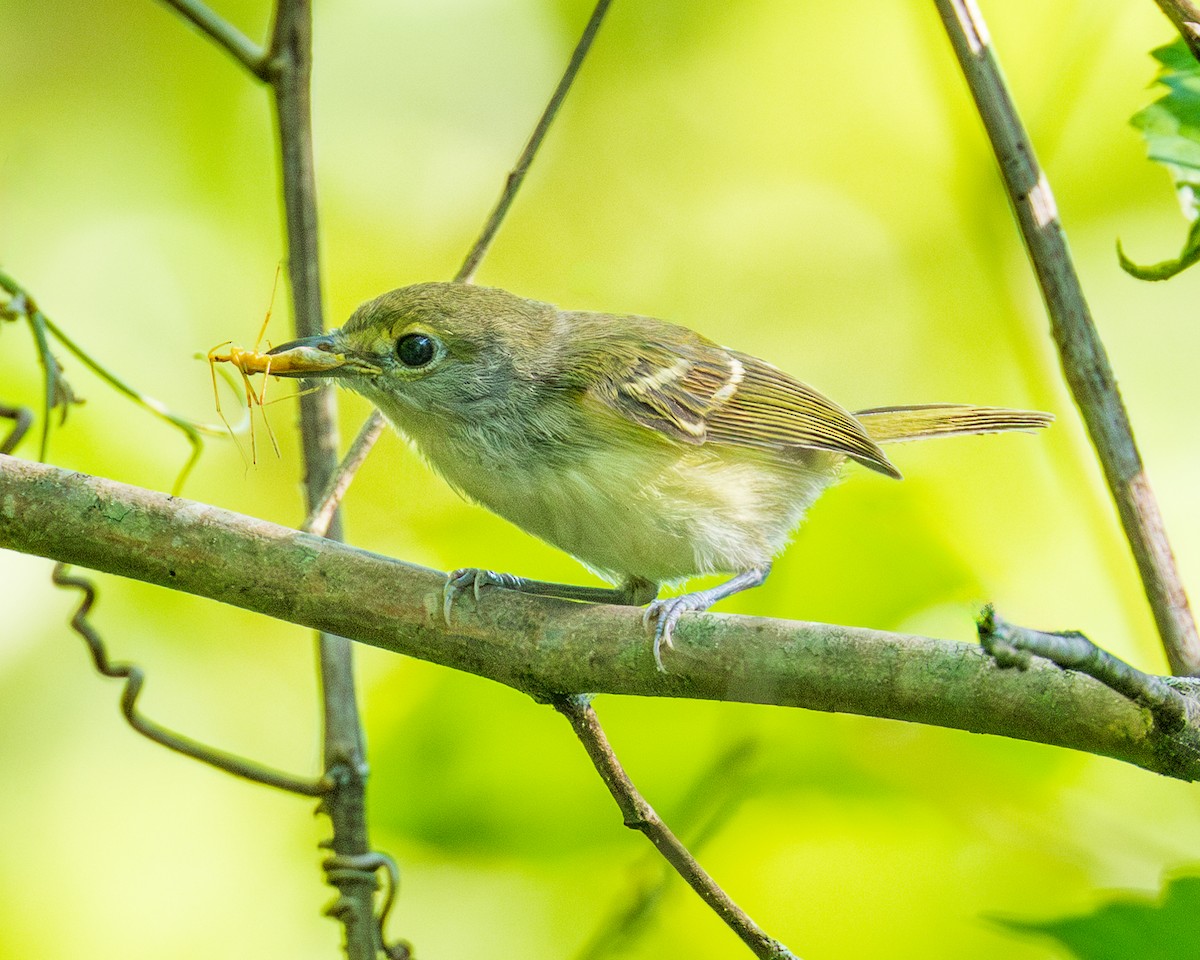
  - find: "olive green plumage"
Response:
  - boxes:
[268,282,1051,668]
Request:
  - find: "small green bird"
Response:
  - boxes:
[267,282,1051,669]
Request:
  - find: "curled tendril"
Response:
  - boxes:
[322,850,411,959]
[50,562,327,796]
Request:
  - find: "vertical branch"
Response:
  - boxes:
[933,0,1200,676]
[266,1,339,496]
[264,2,377,957]
[164,2,618,950]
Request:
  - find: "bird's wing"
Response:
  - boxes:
[581,324,898,477]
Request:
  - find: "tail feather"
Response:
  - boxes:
[854,403,1053,444]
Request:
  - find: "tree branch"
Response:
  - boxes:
[555,696,798,960]
[933,0,1200,676]
[261,1,379,957]
[574,739,757,958]
[5,453,1200,782]
[303,413,388,537]
[979,605,1192,733]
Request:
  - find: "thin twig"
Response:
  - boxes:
[52,563,327,795]
[306,0,616,531]
[1,268,221,493]
[554,696,800,960]
[302,411,388,537]
[933,0,1200,676]
[455,0,614,284]
[1154,0,1200,60]
[156,0,267,76]
[978,605,1191,733]
[575,739,756,960]
[12,288,75,459]
[263,1,380,957]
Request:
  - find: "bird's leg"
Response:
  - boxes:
[442,570,658,624]
[643,565,772,672]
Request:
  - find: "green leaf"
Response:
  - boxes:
[995,873,1200,959]
[1153,38,1200,73]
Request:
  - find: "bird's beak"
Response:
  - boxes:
[264,334,381,378]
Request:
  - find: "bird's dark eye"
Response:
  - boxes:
[396,332,436,368]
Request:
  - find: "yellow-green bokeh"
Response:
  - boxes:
[3,1,1200,958]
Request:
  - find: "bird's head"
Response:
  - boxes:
[266,282,560,423]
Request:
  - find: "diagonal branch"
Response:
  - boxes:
[555,696,799,960]
[455,0,614,284]
[6,454,1200,782]
[303,414,388,537]
[933,0,1200,676]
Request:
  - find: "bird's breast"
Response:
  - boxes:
[402,415,840,584]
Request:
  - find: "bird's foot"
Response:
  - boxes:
[443,568,524,623]
[642,592,717,673]
[640,566,772,672]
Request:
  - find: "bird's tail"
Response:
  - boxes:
[854,404,1053,444]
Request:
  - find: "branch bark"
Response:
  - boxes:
[263,2,378,957]
[5,453,1199,782]
[555,696,799,960]
[979,606,1192,733]
[933,0,1200,676]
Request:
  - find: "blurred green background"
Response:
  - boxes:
[3,1,1200,957]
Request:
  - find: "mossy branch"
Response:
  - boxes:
[5,452,1200,782]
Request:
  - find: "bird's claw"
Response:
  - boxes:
[643,596,694,672]
[442,568,523,623]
